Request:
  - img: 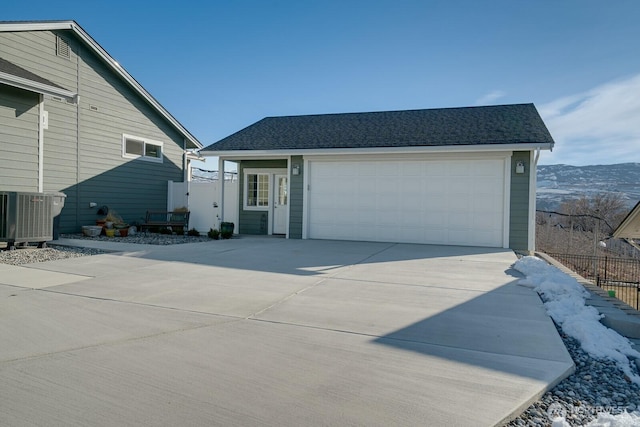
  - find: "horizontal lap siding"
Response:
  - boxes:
[0,86,39,191]
[1,30,187,232]
[509,151,531,251]
[289,155,303,238]
[75,41,184,229]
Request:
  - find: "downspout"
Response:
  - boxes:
[528,148,541,252]
[38,94,45,192]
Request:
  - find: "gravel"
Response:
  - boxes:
[0,245,106,265]
[0,232,213,266]
[507,323,640,426]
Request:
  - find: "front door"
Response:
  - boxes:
[273,174,288,234]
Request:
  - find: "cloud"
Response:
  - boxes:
[475,90,506,105]
[538,74,640,165]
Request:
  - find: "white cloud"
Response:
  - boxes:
[475,90,506,105]
[538,74,640,165]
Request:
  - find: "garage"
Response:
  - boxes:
[202,104,555,251]
[307,156,508,247]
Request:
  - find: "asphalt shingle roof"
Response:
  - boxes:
[201,103,554,152]
[0,57,68,90]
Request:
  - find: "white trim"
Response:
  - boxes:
[503,156,512,248]
[122,133,164,163]
[285,156,291,239]
[201,143,553,159]
[38,94,44,192]
[0,21,201,148]
[243,171,271,211]
[302,158,310,239]
[0,72,78,103]
[218,157,225,224]
[528,149,541,252]
[303,151,511,162]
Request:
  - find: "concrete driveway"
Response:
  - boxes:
[0,238,573,426]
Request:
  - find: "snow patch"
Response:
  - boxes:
[513,256,640,385]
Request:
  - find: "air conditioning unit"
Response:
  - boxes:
[0,192,54,250]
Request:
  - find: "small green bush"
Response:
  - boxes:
[221,230,233,239]
[208,228,220,240]
[187,228,200,237]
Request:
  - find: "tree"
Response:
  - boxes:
[559,193,627,233]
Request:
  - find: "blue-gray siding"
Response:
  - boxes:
[288,155,304,239]
[0,29,187,232]
[509,151,531,251]
[0,86,40,191]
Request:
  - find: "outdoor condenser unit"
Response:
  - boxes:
[0,192,55,250]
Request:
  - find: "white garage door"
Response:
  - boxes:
[307,158,507,247]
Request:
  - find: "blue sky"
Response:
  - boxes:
[4,1,640,166]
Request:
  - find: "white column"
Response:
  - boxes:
[218,157,225,223]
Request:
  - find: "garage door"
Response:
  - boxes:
[307,158,507,247]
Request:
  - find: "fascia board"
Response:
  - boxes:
[0,21,75,32]
[200,143,553,158]
[0,72,78,102]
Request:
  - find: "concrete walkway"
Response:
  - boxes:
[0,237,573,426]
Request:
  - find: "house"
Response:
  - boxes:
[0,21,202,233]
[612,201,640,252]
[200,104,554,251]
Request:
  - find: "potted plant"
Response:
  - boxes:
[115,223,130,237]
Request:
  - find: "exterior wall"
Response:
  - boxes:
[238,159,287,235]
[0,29,187,232]
[0,86,40,191]
[509,151,531,251]
[288,155,304,238]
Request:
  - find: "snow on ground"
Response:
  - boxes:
[514,256,640,426]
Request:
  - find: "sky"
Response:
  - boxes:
[3,0,640,166]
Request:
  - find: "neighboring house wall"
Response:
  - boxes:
[289,155,304,239]
[238,159,287,235]
[0,86,39,191]
[0,29,187,232]
[509,150,531,250]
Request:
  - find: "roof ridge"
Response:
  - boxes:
[263,103,535,120]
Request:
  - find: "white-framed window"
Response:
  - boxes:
[122,134,163,163]
[244,171,270,210]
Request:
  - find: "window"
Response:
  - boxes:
[122,134,163,163]
[245,173,269,209]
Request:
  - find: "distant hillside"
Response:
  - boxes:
[537,163,640,211]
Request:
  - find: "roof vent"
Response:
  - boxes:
[56,36,70,59]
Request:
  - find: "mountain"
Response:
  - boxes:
[537,163,640,211]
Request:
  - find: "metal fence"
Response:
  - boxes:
[546,253,640,310]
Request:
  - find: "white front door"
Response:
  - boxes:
[273,174,288,234]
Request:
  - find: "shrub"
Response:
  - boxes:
[187,228,200,237]
[221,230,233,239]
[208,228,220,240]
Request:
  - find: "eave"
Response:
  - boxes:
[0,71,78,103]
[200,142,554,159]
[612,201,640,239]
